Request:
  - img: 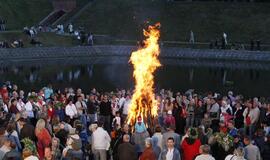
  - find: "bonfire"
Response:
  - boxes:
[127,23,161,129]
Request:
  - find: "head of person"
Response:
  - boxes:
[115,111,120,117]
[145,138,152,148]
[123,134,130,143]
[155,125,162,133]
[243,136,251,145]
[18,117,26,127]
[11,98,17,106]
[234,147,245,157]
[122,123,129,133]
[89,123,98,132]
[35,118,46,133]
[97,121,104,128]
[167,137,175,149]
[199,144,211,155]
[228,120,235,129]
[77,95,83,101]
[103,95,108,102]
[6,122,16,134]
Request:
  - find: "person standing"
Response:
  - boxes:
[158,137,181,160]
[87,94,98,124]
[181,128,201,160]
[75,95,87,128]
[189,30,195,47]
[65,97,78,122]
[243,136,261,160]
[118,134,137,160]
[99,95,112,132]
[140,138,156,160]
[92,121,111,160]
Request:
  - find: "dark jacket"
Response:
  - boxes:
[261,141,270,160]
[99,101,111,116]
[158,148,181,160]
[20,123,36,142]
[118,142,137,160]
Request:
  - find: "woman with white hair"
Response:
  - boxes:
[139,138,156,160]
[35,118,52,159]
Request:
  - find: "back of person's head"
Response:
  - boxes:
[35,118,46,133]
[97,121,104,128]
[155,125,162,133]
[123,134,130,142]
[6,122,16,133]
[234,147,245,157]
[200,144,211,154]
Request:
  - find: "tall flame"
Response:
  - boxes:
[127,23,161,127]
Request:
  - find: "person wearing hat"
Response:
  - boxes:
[140,138,156,160]
[181,128,201,160]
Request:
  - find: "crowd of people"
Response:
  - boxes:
[0,83,269,160]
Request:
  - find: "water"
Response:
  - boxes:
[0,64,269,97]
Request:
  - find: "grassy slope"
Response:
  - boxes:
[0,0,52,29]
[0,32,74,47]
[74,0,270,43]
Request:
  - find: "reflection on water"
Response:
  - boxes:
[0,64,269,97]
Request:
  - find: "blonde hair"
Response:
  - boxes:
[36,119,46,133]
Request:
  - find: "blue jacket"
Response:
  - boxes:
[158,148,181,160]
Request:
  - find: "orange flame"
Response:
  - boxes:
[127,23,161,127]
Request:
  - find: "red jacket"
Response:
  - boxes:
[36,128,52,159]
[140,147,156,160]
[181,138,201,160]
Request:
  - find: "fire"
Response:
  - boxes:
[127,23,161,127]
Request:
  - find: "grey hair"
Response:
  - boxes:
[145,137,152,146]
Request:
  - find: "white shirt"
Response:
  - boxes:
[25,101,34,118]
[195,154,215,160]
[225,155,246,160]
[92,127,111,150]
[16,101,25,111]
[166,148,174,160]
[122,99,131,115]
[65,104,78,119]
[118,97,125,108]
[75,100,87,115]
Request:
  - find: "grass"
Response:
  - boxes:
[73,0,270,43]
[0,31,74,47]
[0,0,52,29]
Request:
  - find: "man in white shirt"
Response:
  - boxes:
[92,121,111,160]
[121,94,131,122]
[65,99,78,120]
[195,145,215,160]
[25,98,34,119]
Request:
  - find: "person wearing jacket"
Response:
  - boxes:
[181,128,201,160]
[140,138,156,160]
[92,121,111,160]
[159,137,181,160]
[118,134,137,160]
